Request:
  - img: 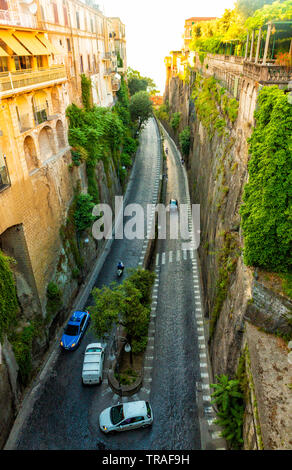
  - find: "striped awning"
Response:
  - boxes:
[0,45,9,57]
[0,30,31,56]
[36,34,62,54]
[13,31,49,55]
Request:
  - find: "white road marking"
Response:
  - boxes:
[169,251,173,263]
[162,252,166,265]
[200,363,208,369]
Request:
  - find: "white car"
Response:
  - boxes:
[82,343,105,385]
[99,401,153,434]
[169,199,178,211]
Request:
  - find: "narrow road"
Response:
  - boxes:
[9,119,225,450]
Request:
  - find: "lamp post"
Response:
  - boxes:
[109,336,132,398]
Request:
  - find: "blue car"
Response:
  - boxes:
[60,311,91,351]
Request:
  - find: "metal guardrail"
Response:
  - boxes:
[0,66,67,93]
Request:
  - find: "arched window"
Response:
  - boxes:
[38,126,55,161]
[24,135,38,172]
[56,120,65,149]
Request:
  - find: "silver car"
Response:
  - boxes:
[99,401,153,434]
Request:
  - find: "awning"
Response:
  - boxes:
[13,31,49,55]
[36,34,62,54]
[0,30,31,56]
[0,45,9,57]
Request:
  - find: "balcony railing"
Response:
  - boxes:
[0,66,67,95]
[0,9,37,29]
[243,62,292,84]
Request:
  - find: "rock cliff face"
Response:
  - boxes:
[164,74,292,449]
[0,155,123,448]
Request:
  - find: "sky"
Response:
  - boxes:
[101,0,237,93]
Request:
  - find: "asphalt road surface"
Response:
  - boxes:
[11,118,211,450]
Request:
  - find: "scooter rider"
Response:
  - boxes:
[117,261,124,272]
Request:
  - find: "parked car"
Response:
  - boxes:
[82,343,105,385]
[169,199,178,211]
[99,401,153,434]
[60,311,91,351]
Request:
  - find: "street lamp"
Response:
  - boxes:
[109,336,132,398]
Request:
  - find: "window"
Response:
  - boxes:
[80,55,83,73]
[63,6,68,26]
[93,54,97,72]
[76,11,80,29]
[90,18,94,33]
[87,54,91,71]
[14,56,31,71]
[52,2,59,24]
[0,154,10,191]
[0,0,8,10]
[36,56,44,68]
[0,57,8,72]
[84,13,87,31]
[66,38,71,52]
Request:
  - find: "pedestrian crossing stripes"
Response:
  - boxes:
[156,249,196,266]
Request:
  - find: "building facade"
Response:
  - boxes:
[0,0,127,312]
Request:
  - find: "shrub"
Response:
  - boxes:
[170,112,181,130]
[211,375,244,449]
[73,193,96,233]
[179,127,191,157]
[46,282,62,316]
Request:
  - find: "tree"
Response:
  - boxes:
[127,67,158,96]
[128,76,149,96]
[129,91,153,132]
[89,268,155,351]
[235,0,282,18]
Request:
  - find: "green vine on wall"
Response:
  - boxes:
[191,74,239,139]
[0,250,19,341]
[81,73,92,111]
[240,85,292,273]
[209,231,240,339]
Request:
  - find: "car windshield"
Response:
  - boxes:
[110,405,124,425]
[64,324,79,336]
[87,347,102,353]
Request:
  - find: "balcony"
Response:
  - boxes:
[0,66,67,97]
[0,9,37,29]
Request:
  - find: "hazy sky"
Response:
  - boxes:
[101,0,236,93]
